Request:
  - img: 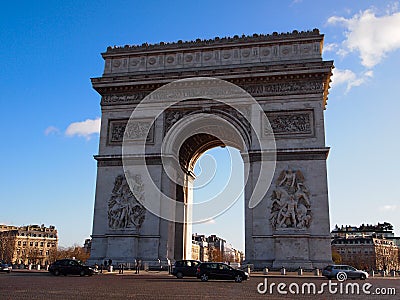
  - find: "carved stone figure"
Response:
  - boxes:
[108,175,146,230]
[270,169,311,229]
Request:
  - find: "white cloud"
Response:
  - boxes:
[322,43,338,54]
[331,68,373,93]
[380,205,399,211]
[65,117,101,139]
[328,8,400,68]
[44,126,60,136]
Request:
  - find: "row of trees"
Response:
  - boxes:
[332,246,400,271]
[207,247,242,263]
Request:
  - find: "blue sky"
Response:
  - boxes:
[1,1,400,251]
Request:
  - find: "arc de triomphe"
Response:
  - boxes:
[88,29,334,269]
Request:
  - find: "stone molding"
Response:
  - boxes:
[105,29,322,53]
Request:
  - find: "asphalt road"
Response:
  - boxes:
[0,271,398,300]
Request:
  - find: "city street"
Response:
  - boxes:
[0,271,398,299]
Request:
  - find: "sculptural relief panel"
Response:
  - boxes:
[269,169,312,230]
[264,110,314,138]
[108,174,146,230]
[108,119,154,145]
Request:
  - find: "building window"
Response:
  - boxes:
[23,241,27,246]
[47,243,50,247]
[30,242,33,246]
[35,242,38,246]
[18,241,21,246]
[40,242,44,247]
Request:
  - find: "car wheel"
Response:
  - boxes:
[79,270,86,277]
[200,273,209,282]
[54,270,60,276]
[176,272,183,279]
[234,275,243,283]
[360,274,366,280]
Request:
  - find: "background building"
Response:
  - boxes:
[331,223,399,271]
[191,233,243,263]
[0,224,58,266]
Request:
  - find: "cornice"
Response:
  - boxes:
[103,29,322,56]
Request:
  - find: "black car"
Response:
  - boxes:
[49,259,97,276]
[172,260,201,278]
[196,262,249,282]
[0,262,12,273]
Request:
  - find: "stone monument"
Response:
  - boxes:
[88,29,334,269]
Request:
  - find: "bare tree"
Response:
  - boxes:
[0,234,14,263]
[331,249,342,264]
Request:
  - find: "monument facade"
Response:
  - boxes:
[88,29,334,269]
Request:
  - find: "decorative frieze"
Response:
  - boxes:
[264,110,314,137]
[103,30,323,75]
[108,119,154,144]
[242,81,323,97]
[101,92,149,105]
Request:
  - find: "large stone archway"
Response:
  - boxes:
[88,29,334,269]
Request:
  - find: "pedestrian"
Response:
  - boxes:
[167,258,171,274]
[135,259,140,274]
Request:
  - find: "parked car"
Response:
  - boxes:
[196,262,249,282]
[49,259,97,276]
[0,262,12,273]
[172,260,201,278]
[322,264,368,280]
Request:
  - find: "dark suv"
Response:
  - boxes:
[196,262,249,282]
[322,264,368,280]
[49,259,97,276]
[172,260,201,278]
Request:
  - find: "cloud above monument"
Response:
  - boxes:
[328,7,400,68]
[330,68,373,93]
[65,117,101,140]
[326,6,400,91]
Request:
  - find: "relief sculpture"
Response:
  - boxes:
[270,169,311,230]
[108,174,146,230]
